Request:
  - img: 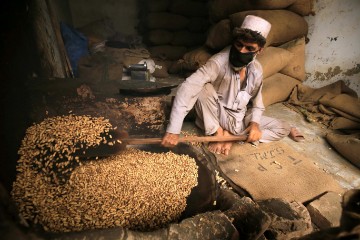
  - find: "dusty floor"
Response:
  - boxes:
[180,102,360,191]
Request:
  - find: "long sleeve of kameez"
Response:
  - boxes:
[248,82,265,124]
[166,60,220,134]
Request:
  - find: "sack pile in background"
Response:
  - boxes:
[138,0,210,78]
[204,0,313,106]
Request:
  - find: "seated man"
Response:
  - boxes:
[162,15,298,155]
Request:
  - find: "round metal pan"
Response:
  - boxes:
[118,79,182,96]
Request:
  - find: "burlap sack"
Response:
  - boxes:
[168,59,199,74]
[279,37,306,81]
[187,17,210,33]
[145,12,190,30]
[216,141,344,203]
[170,0,208,17]
[208,0,297,23]
[105,47,151,68]
[149,45,188,60]
[326,133,360,169]
[183,46,213,66]
[145,0,170,12]
[319,94,360,119]
[287,0,314,16]
[152,59,170,78]
[230,10,308,47]
[205,19,233,51]
[287,81,359,130]
[262,73,301,107]
[124,49,150,67]
[329,117,360,130]
[147,30,174,45]
[208,0,248,23]
[171,31,206,47]
[257,47,295,79]
[78,54,123,82]
[289,80,357,105]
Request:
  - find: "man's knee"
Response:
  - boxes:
[198,83,217,103]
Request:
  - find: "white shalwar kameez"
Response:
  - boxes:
[166,46,290,142]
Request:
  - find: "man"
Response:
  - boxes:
[161,15,298,155]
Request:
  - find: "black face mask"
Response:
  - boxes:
[229,45,256,69]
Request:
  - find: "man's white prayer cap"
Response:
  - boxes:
[240,15,271,39]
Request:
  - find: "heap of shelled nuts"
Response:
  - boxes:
[11,115,198,232]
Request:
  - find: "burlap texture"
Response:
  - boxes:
[171,31,206,47]
[145,12,190,30]
[319,94,360,119]
[288,81,360,130]
[262,73,301,107]
[287,0,314,16]
[149,45,188,60]
[230,10,308,47]
[152,59,170,78]
[208,0,297,23]
[187,17,210,33]
[257,47,295,79]
[216,141,344,203]
[183,46,213,67]
[145,0,170,12]
[78,53,123,82]
[170,0,208,17]
[279,37,306,81]
[205,19,233,51]
[105,48,150,68]
[147,30,174,45]
[326,133,360,169]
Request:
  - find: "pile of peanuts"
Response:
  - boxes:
[11,115,198,232]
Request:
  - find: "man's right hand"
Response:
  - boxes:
[161,132,180,147]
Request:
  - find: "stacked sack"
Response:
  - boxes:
[204,0,313,106]
[138,0,210,78]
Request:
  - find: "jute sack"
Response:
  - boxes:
[170,0,208,17]
[208,0,249,23]
[78,54,123,82]
[326,133,360,169]
[319,93,360,119]
[262,73,301,107]
[205,19,233,51]
[145,0,170,12]
[208,0,297,23]
[257,47,295,79]
[152,59,171,78]
[171,31,206,47]
[145,12,190,30]
[147,30,174,45]
[287,0,314,16]
[187,17,210,33]
[110,48,150,68]
[279,37,306,81]
[216,141,344,203]
[149,45,188,60]
[230,10,308,47]
[168,59,199,74]
[183,46,213,66]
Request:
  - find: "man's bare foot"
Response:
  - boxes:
[221,130,233,156]
[207,128,234,155]
[208,127,225,154]
[208,142,224,154]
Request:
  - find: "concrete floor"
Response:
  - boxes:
[180,102,360,190]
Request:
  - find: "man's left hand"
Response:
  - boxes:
[245,122,262,142]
